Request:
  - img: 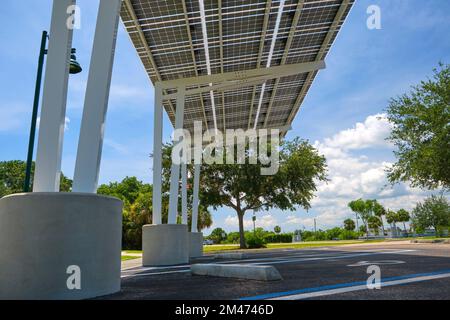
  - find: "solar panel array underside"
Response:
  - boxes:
[120,0,354,134]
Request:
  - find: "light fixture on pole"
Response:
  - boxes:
[23,31,82,192]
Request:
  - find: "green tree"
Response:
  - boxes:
[386,210,399,236]
[373,201,387,236]
[411,194,450,236]
[348,199,374,238]
[367,216,382,235]
[97,176,151,204]
[98,176,213,249]
[359,225,367,234]
[396,209,410,235]
[343,218,356,231]
[200,138,327,248]
[0,160,72,196]
[274,226,281,234]
[385,64,450,190]
[209,228,227,244]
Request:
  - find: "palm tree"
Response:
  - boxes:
[386,210,398,237]
[396,209,410,235]
[373,201,387,236]
[348,199,371,239]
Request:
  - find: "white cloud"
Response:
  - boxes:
[224,214,278,230]
[303,113,433,229]
[316,113,392,152]
[210,113,436,233]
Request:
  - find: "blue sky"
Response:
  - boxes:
[0,0,449,234]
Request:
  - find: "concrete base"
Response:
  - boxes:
[142,224,189,266]
[189,232,203,258]
[0,192,122,300]
[191,264,283,281]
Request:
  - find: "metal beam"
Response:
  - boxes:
[181,0,209,131]
[33,0,75,192]
[181,162,188,225]
[248,0,272,129]
[123,0,176,116]
[168,88,186,224]
[152,83,163,225]
[285,0,350,127]
[253,0,286,129]
[263,0,305,128]
[161,61,325,99]
[160,60,325,90]
[218,0,226,131]
[191,163,201,232]
[73,0,122,193]
[198,0,218,133]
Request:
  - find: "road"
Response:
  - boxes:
[103,242,450,300]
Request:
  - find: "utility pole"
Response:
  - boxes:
[314,218,317,233]
[252,212,256,234]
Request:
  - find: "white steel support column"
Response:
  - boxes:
[152,83,163,225]
[33,0,75,192]
[168,87,186,224]
[181,163,188,225]
[73,0,122,193]
[191,163,201,232]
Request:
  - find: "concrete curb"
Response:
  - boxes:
[214,253,247,259]
[191,264,283,281]
[411,239,450,244]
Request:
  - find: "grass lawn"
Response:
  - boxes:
[121,237,448,255]
[203,239,388,253]
[121,255,140,261]
[124,250,143,254]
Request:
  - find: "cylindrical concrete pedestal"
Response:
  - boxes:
[189,232,203,258]
[142,224,189,266]
[0,192,122,300]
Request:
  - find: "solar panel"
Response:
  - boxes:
[120,0,354,134]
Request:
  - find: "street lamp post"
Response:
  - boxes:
[23,31,82,192]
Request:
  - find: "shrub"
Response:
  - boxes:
[245,233,266,249]
[338,230,359,240]
[325,227,342,240]
[264,233,293,243]
[224,232,240,244]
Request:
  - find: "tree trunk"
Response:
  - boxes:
[434,224,439,237]
[380,218,386,236]
[237,210,246,249]
[403,222,407,236]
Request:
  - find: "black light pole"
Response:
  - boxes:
[23,31,82,192]
[24,31,48,192]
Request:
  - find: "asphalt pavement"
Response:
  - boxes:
[102,242,450,300]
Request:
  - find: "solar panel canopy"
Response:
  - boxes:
[120,0,354,135]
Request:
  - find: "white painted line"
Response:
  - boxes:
[268,272,450,300]
[250,249,416,266]
[347,260,405,267]
[121,249,415,279]
[122,264,191,273]
[121,269,191,278]
[224,249,414,265]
